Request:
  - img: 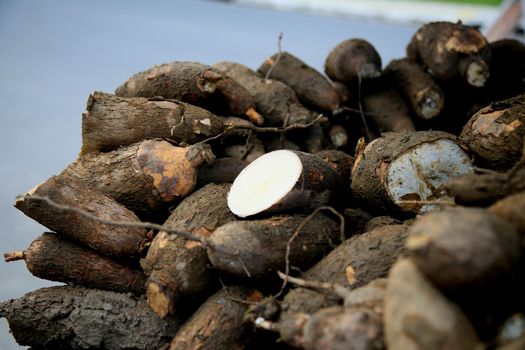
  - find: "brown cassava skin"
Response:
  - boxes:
[314,149,354,187]
[5,233,146,294]
[15,176,146,257]
[407,21,491,86]
[384,58,445,120]
[0,286,183,350]
[115,61,263,124]
[61,140,214,215]
[362,84,416,133]
[325,38,382,84]
[302,306,385,350]
[332,81,352,105]
[214,61,317,126]
[489,191,525,237]
[446,157,525,206]
[81,92,224,155]
[223,134,265,162]
[384,258,480,350]
[207,213,340,277]
[343,278,387,312]
[169,287,262,350]
[280,224,408,319]
[488,39,525,101]
[350,131,465,215]
[140,183,235,318]
[261,134,301,152]
[406,207,522,290]
[460,93,525,170]
[197,157,248,187]
[258,51,341,113]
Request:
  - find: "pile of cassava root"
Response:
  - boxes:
[2,20,525,350]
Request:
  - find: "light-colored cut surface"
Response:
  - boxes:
[228,150,303,217]
[386,139,474,213]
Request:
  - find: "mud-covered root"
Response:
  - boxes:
[351,131,474,215]
[314,149,354,188]
[276,307,384,350]
[489,191,525,237]
[140,183,235,318]
[213,61,318,126]
[168,286,263,350]
[227,150,342,217]
[406,207,522,291]
[4,232,146,294]
[81,92,225,155]
[258,51,341,113]
[206,213,341,278]
[115,61,263,124]
[384,258,481,350]
[383,58,445,120]
[362,83,416,133]
[407,21,491,87]
[325,38,382,85]
[61,140,215,216]
[460,93,525,170]
[0,286,183,350]
[15,175,146,257]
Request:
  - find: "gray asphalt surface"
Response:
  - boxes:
[0,1,415,348]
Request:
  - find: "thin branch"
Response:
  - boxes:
[277,271,352,300]
[4,251,26,262]
[16,194,208,246]
[357,74,373,141]
[276,206,345,297]
[265,32,283,80]
[227,113,327,134]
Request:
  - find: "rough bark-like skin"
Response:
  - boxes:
[11,232,146,294]
[280,225,407,319]
[197,157,248,187]
[0,286,183,350]
[407,21,491,85]
[314,149,354,187]
[384,258,480,350]
[303,306,385,350]
[214,61,317,126]
[15,176,146,257]
[384,58,444,120]
[81,92,225,155]
[140,183,235,317]
[303,224,408,288]
[406,207,522,290]
[489,191,525,237]
[446,159,525,206]
[207,213,340,277]
[115,61,262,123]
[258,52,341,113]
[351,131,466,215]
[488,39,525,101]
[169,287,262,350]
[325,38,382,84]
[62,140,214,215]
[460,94,525,170]
[363,85,416,133]
[343,278,387,313]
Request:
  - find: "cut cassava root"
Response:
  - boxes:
[227,150,342,218]
[4,232,146,294]
[351,131,474,215]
